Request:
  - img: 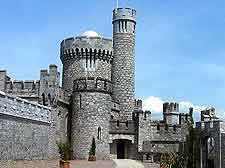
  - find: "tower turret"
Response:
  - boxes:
[112,8,136,120]
[163,102,179,125]
[61,32,113,159]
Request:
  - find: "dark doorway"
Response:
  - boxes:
[207,159,214,168]
[117,140,125,159]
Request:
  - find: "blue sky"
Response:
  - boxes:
[0,0,225,120]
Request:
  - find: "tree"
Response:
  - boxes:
[89,137,96,156]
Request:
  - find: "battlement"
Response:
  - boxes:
[163,102,179,113]
[200,107,218,121]
[73,77,112,94]
[137,110,151,120]
[111,101,120,112]
[135,99,142,111]
[6,80,40,99]
[6,80,40,91]
[0,91,51,123]
[60,36,113,63]
[109,120,135,135]
[113,8,136,23]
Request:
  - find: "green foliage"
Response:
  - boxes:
[56,141,72,161]
[89,137,96,156]
[160,152,185,168]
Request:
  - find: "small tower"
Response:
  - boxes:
[39,65,60,106]
[112,8,136,120]
[0,70,7,92]
[163,102,179,125]
[60,31,113,159]
[201,107,218,121]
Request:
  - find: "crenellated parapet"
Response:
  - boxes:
[0,91,51,123]
[6,80,40,92]
[163,102,179,113]
[113,8,136,22]
[109,120,136,135]
[60,36,113,63]
[5,80,40,100]
[73,77,112,94]
[135,99,143,111]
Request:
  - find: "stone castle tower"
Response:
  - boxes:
[112,8,136,120]
[60,33,113,159]
[60,7,136,159]
[0,6,191,162]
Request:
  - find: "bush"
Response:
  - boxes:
[89,137,96,156]
[57,141,72,161]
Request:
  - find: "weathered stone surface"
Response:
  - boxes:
[0,92,51,160]
[0,6,196,164]
[72,92,111,160]
[112,8,136,120]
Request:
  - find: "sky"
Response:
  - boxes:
[0,0,225,121]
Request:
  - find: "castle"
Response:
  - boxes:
[0,6,214,164]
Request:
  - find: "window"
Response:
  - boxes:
[157,124,160,131]
[48,93,51,105]
[104,81,107,90]
[126,121,128,128]
[97,127,101,140]
[165,124,169,131]
[133,24,136,33]
[110,115,114,120]
[173,125,177,132]
[117,120,120,127]
[79,94,82,109]
[42,93,46,106]
[58,111,61,117]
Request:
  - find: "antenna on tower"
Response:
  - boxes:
[116,0,119,8]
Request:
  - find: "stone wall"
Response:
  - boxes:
[196,120,225,168]
[138,113,187,154]
[112,32,135,120]
[0,70,7,92]
[5,80,40,102]
[0,92,51,160]
[60,36,113,93]
[71,92,111,160]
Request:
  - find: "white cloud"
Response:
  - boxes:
[143,96,164,112]
[142,96,207,121]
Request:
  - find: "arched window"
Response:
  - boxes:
[173,125,177,132]
[126,121,128,128]
[165,124,169,131]
[110,115,114,120]
[104,81,107,90]
[79,94,82,109]
[117,120,120,127]
[97,127,101,140]
[42,93,46,106]
[157,124,160,131]
[48,93,51,105]
[144,112,147,120]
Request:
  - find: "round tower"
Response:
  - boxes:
[163,102,180,125]
[112,8,136,120]
[60,31,113,159]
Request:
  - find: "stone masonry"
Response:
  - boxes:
[0,91,51,160]
[0,6,217,165]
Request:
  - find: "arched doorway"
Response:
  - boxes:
[117,140,125,159]
[116,139,131,159]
